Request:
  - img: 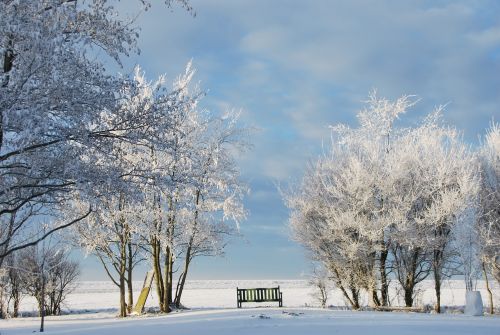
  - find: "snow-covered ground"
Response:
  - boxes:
[11,279,500,313]
[1,279,499,334]
[2,308,500,335]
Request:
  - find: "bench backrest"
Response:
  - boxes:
[237,287,280,302]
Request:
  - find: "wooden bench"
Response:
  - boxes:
[236,286,283,308]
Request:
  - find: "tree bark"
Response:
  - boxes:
[379,246,389,306]
[13,297,19,318]
[174,190,201,308]
[174,250,191,308]
[119,241,127,317]
[162,246,172,312]
[483,262,494,314]
[330,267,360,310]
[152,238,165,312]
[404,286,414,307]
[433,252,442,314]
[350,286,360,310]
[126,240,133,314]
[119,274,126,317]
[372,289,381,307]
[434,271,441,313]
[1,40,14,150]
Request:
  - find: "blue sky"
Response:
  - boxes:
[80,0,500,280]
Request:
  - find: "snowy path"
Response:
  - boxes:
[1,308,499,335]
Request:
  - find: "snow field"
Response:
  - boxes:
[2,279,499,335]
[13,279,500,314]
[2,308,500,335]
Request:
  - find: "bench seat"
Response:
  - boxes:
[236,287,283,308]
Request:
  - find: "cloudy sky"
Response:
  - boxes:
[82,0,500,280]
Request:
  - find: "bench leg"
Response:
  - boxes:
[279,293,283,307]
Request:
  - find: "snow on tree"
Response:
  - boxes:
[477,122,500,313]
[308,265,333,308]
[173,111,249,308]
[72,65,250,315]
[387,113,478,311]
[286,93,480,311]
[478,122,500,282]
[0,0,192,264]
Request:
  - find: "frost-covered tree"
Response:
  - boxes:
[16,237,79,332]
[75,193,141,317]
[73,64,200,317]
[286,93,480,311]
[287,94,412,309]
[477,122,500,313]
[309,265,333,308]
[387,114,478,311]
[134,88,248,313]
[73,64,249,314]
[479,122,500,282]
[0,0,192,265]
[173,111,249,308]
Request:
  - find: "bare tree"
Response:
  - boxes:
[309,266,332,308]
[18,239,80,324]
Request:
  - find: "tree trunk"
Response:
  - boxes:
[165,196,176,309]
[152,238,165,312]
[1,41,14,150]
[379,247,389,306]
[127,240,133,314]
[433,247,443,313]
[40,271,45,332]
[162,246,172,313]
[167,252,173,306]
[483,262,494,314]
[433,256,442,313]
[403,248,421,307]
[350,286,360,310]
[119,274,127,317]
[119,238,127,317]
[174,250,191,308]
[372,289,381,307]
[434,273,441,313]
[13,296,19,318]
[404,286,414,307]
[175,193,200,308]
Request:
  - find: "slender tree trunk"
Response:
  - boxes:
[162,246,172,312]
[119,274,127,317]
[372,289,381,307]
[483,262,494,315]
[350,286,360,310]
[432,225,450,314]
[1,40,14,150]
[126,240,133,314]
[167,250,173,306]
[13,296,19,318]
[403,248,420,307]
[175,251,191,308]
[379,246,389,306]
[433,251,443,313]
[119,234,127,317]
[152,238,165,312]
[40,269,45,332]
[175,192,201,308]
[330,267,358,309]
[434,271,441,313]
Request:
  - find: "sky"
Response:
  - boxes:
[80,0,500,280]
